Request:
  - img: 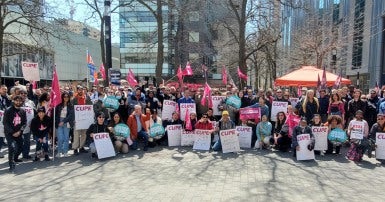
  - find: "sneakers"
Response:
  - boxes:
[14,159,23,163]
[74,149,79,155]
[79,148,88,153]
[44,155,50,161]
[63,153,68,157]
[55,153,62,158]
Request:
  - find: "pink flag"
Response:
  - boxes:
[100,63,106,80]
[333,74,341,89]
[177,65,183,84]
[297,86,302,97]
[237,67,248,80]
[183,61,193,76]
[200,83,212,107]
[185,108,192,130]
[222,66,227,85]
[94,71,99,85]
[50,66,61,108]
[127,68,138,87]
[201,84,208,106]
[286,113,301,138]
[32,81,37,90]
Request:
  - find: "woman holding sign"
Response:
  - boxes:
[86,112,110,158]
[273,112,290,152]
[292,117,314,158]
[108,112,129,154]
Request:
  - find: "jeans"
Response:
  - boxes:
[130,130,149,150]
[6,135,23,167]
[22,132,31,157]
[57,126,70,154]
[0,137,4,150]
[35,135,49,153]
[212,138,222,151]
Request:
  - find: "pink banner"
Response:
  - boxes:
[239,108,261,121]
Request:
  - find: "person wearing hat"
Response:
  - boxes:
[86,112,110,158]
[31,107,52,161]
[212,110,236,151]
[291,117,314,158]
[3,95,27,172]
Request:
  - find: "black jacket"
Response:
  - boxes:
[55,103,75,128]
[86,123,110,145]
[31,116,52,139]
[3,106,27,137]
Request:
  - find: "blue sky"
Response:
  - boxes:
[46,0,120,43]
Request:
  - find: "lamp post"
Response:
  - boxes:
[104,0,112,87]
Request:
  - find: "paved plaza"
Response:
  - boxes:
[0,146,384,202]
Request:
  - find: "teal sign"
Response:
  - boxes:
[103,96,119,110]
[150,123,165,137]
[226,96,241,109]
[327,128,347,143]
[114,123,130,138]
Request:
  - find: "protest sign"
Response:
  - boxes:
[376,133,385,160]
[181,130,195,146]
[271,101,288,121]
[180,103,196,121]
[114,123,130,138]
[103,96,119,110]
[162,100,177,120]
[74,105,94,130]
[110,69,121,85]
[212,96,225,116]
[22,62,40,81]
[296,134,315,161]
[22,106,34,134]
[193,129,211,151]
[349,121,365,139]
[239,108,261,121]
[312,126,328,151]
[0,111,4,137]
[150,123,165,138]
[220,129,240,153]
[93,133,116,159]
[167,124,182,146]
[236,126,252,148]
[328,128,347,143]
[226,96,241,109]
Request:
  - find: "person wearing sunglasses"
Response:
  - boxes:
[55,92,75,157]
[86,112,110,158]
[195,113,214,131]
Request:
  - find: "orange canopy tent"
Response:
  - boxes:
[274,66,351,87]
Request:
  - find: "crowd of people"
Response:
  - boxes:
[1,81,384,173]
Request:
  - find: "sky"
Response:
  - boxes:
[46,0,120,43]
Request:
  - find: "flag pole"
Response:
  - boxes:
[52,106,56,161]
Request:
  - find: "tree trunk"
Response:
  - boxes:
[155,0,164,80]
[237,0,247,88]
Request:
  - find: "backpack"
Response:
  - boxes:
[346,143,363,162]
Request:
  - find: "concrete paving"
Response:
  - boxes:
[0,146,384,202]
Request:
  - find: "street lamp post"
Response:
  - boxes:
[104,0,112,87]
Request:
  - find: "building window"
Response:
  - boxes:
[189,32,199,43]
[189,11,199,22]
[351,0,364,69]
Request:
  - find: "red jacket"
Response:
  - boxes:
[127,112,150,140]
[195,121,213,130]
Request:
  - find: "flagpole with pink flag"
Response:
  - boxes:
[50,65,61,161]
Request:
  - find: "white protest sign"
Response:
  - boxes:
[93,133,116,159]
[376,133,385,160]
[162,100,177,120]
[181,130,195,146]
[22,106,34,134]
[220,129,240,153]
[296,134,315,161]
[212,121,219,142]
[193,129,211,151]
[350,121,365,139]
[312,126,328,151]
[236,126,252,148]
[271,101,288,122]
[0,111,4,137]
[74,105,94,130]
[212,96,225,116]
[22,62,40,81]
[167,124,182,146]
[180,103,196,121]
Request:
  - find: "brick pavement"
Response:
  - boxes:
[0,146,384,202]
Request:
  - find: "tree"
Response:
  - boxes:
[0,0,68,83]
